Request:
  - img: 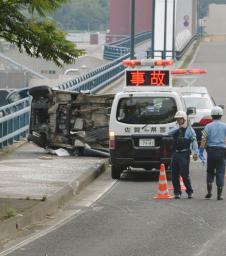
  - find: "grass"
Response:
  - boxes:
[4,201,17,219]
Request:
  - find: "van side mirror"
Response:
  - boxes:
[187,107,196,115]
[218,104,224,109]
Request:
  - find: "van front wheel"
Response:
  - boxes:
[111,165,122,179]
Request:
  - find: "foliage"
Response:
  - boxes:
[4,201,17,218]
[53,0,109,31]
[54,0,226,30]
[0,0,85,67]
[5,207,17,218]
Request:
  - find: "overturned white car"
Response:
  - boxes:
[26,86,114,157]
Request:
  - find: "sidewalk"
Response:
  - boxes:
[0,142,108,242]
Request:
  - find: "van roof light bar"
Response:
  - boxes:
[171,69,208,75]
[123,59,174,67]
[171,69,208,87]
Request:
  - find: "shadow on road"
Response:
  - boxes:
[119,170,172,182]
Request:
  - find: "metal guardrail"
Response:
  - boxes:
[55,31,152,93]
[0,96,32,148]
[0,32,151,149]
[103,31,152,60]
[0,52,47,79]
[0,32,197,150]
[56,53,130,93]
[55,33,199,94]
[146,35,199,60]
[175,34,199,60]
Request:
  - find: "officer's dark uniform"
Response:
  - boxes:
[170,126,198,198]
[201,119,226,199]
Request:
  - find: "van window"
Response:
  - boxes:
[116,97,177,124]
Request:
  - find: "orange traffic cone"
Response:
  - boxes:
[154,164,173,199]
[169,176,186,191]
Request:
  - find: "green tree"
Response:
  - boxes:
[0,0,85,67]
[53,0,109,31]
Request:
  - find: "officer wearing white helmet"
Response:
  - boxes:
[174,110,187,120]
[199,106,226,200]
[169,110,199,199]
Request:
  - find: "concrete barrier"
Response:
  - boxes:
[0,158,109,241]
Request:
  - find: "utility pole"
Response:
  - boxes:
[151,0,156,59]
[130,0,135,59]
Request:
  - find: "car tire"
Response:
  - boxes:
[27,133,47,148]
[111,165,122,179]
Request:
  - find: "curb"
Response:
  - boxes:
[0,158,109,242]
[0,139,28,159]
[176,39,201,69]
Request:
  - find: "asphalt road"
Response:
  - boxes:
[191,41,226,115]
[2,163,226,256]
[2,40,226,256]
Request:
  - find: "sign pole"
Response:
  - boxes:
[130,0,135,59]
[151,0,156,59]
[172,0,176,59]
[163,0,168,59]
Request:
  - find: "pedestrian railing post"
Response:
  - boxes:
[0,96,32,149]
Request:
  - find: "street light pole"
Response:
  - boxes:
[130,0,135,59]
[163,0,168,59]
[197,0,200,35]
[172,0,176,59]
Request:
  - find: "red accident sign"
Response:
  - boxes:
[126,70,170,86]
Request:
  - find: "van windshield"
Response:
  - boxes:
[116,97,177,124]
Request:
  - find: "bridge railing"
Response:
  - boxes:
[103,31,152,60]
[56,34,199,94]
[175,34,199,60]
[0,32,151,149]
[0,32,198,149]
[56,53,130,93]
[0,96,32,148]
[56,31,152,92]
[146,34,199,60]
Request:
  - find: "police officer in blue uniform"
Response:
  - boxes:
[169,111,199,199]
[199,106,226,200]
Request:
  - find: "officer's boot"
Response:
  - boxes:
[217,186,223,200]
[205,183,212,199]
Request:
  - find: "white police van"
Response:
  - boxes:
[109,59,206,179]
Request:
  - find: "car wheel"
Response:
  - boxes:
[27,133,47,148]
[111,165,122,179]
